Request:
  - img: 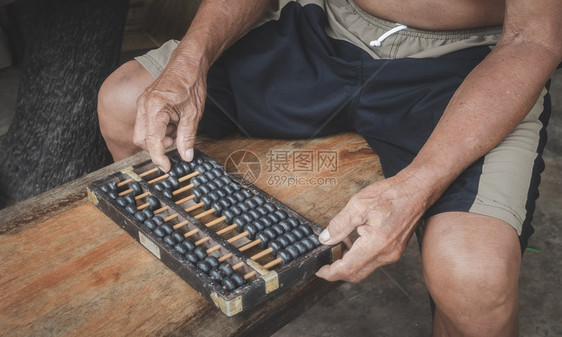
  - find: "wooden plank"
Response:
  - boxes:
[0,133,382,336]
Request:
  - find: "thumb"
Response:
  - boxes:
[319,203,364,245]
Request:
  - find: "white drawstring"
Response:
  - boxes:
[369,24,408,47]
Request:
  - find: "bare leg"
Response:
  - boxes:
[422,212,521,337]
[98,60,154,161]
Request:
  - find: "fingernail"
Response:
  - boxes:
[185,148,194,162]
[319,230,330,244]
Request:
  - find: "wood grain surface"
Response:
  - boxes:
[0,133,382,337]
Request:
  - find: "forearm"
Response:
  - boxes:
[404,40,562,208]
[173,0,269,71]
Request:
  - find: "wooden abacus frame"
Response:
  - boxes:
[87,149,341,316]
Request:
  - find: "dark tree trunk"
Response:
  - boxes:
[0,0,129,208]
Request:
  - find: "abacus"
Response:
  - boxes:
[87,149,341,316]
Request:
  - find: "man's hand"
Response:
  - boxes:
[316,172,429,283]
[133,55,207,172]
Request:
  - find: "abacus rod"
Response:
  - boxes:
[216,224,237,235]
[185,202,204,212]
[262,257,283,269]
[227,231,249,243]
[134,191,150,200]
[195,237,210,246]
[164,213,179,222]
[218,253,232,262]
[173,220,189,230]
[250,247,273,261]
[238,239,261,252]
[175,194,195,204]
[178,171,199,183]
[204,216,226,228]
[117,167,159,187]
[194,208,214,219]
[172,183,194,196]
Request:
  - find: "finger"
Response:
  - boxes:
[176,110,199,163]
[133,96,149,151]
[319,200,365,245]
[146,109,172,171]
[316,237,380,282]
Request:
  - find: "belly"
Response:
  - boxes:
[353,0,505,30]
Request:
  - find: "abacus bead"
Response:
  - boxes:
[230,183,241,191]
[162,188,173,199]
[172,232,184,243]
[309,234,320,247]
[301,238,315,251]
[223,185,235,195]
[256,206,268,216]
[116,197,127,207]
[215,188,227,199]
[192,188,204,202]
[153,227,166,237]
[202,162,214,171]
[222,208,237,224]
[102,181,117,193]
[226,195,238,205]
[267,213,280,224]
[269,240,284,254]
[197,261,211,274]
[287,245,300,260]
[237,202,250,213]
[252,195,265,205]
[244,198,258,209]
[124,194,135,205]
[206,181,218,191]
[180,239,196,252]
[233,191,246,202]
[194,165,206,173]
[100,183,110,193]
[232,216,247,231]
[211,202,223,216]
[168,168,178,177]
[274,210,288,220]
[278,220,292,233]
[210,269,223,281]
[299,224,312,236]
[161,224,174,236]
[125,203,137,215]
[219,263,234,277]
[134,211,146,222]
[248,209,261,220]
[144,218,156,230]
[284,231,298,245]
[231,273,245,287]
[271,224,285,236]
[146,196,160,211]
[256,232,270,247]
[295,241,308,255]
[204,256,219,269]
[154,182,164,192]
[291,227,305,240]
[254,218,266,231]
[164,235,177,246]
[201,195,213,209]
[204,171,215,182]
[222,277,236,291]
[263,227,277,240]
[167,176,180,189]
[174,164,185,176]
[263,203,276,213]
[152,216,164,226]
[241,213,253,225]
[141,209,154,219]
[219,176,231,186]
[170,156,180,165]
[245,223,259,239]
[160,179,171,190]
[277,235,291,248]
[278,250,293,265]
[287,217,300,229]
[130,181,142,196]
[108,191,119,199]
[190,176,202,187]
[180,162,191,174]
[185,252,199,264]
[194,247,207,260]
[241,189,253,199]
[218,198,232,209]
[208,191,221,202]
[175,243,188,255]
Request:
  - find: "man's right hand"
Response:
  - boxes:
[133,53,208,172]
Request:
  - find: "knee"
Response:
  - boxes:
[97,60,149,138]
